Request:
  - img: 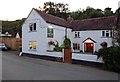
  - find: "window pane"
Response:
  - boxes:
[106,32,109,37]
[29,24,33,31]
[102,31,104,36]
[78,32,79,37]
[33,41,36,49]
[47,28,53,38]
[77,43,80,50]
[73,43,75,50]
[29,41,32,49]
[34,23,36,31]
[75,32,77,37]
[110,30,113,37]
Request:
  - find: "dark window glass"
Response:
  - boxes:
[102,31,105,37]
[106,32,109,37]
[73,43,80,50]
[34,23,36,31]
[75,32,77,37]
[29,24,33,31]
[73,43,75,50]
[110,30,113,37]
[29,23,36,31]
[78,32,80,37]
[47,28,53,38]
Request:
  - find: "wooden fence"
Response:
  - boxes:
[0,37,22,50]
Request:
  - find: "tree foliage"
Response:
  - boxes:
[97,46,120,73]
[42,1,69,19]
[2,18,26,36]
[2,2,116,36]
[70,6,114,20]
[104,7,114,16]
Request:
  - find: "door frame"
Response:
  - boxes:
[84,43,94,53]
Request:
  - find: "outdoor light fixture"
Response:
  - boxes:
[48,25,53,28]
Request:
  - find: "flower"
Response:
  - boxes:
[48,40,54,46]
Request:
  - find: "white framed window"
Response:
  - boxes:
[73,43,80,50]
[102,30,112,37]
[74,31,80,38]
[47,27,54,38]
[29,41,37,50]
[29,23,36,32]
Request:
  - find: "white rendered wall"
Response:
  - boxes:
[72,30,113,52]
[22,9,73,55]
[22,9,48,55]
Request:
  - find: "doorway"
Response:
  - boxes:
[84,43,94,53]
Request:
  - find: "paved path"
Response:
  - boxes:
[2,51,120,80]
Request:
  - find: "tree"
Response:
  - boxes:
[114,8,120,46]
[89,9,104,18]
[70,9,83,20]
[104,7,114,16]
[42,1,69,19]
[2,18,26,37]
[81,7,104,19]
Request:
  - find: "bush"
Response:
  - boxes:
[97,46,120,73]
[63,35,71,48]
[53,40,63,52]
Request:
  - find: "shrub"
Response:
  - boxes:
[80,50,83,53]
[53,41,63,52]
[63,35,71,49]
[97,46,120,73]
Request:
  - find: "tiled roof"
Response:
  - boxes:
[34,8,117,31]
[34,8,70,28]
[71,16,117,31]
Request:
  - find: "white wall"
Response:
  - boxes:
[22,9,48,55]
[72,53,103,63]
[72,30,113,52]
[22,9,73,55]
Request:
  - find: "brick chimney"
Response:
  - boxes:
[67,15,73,23]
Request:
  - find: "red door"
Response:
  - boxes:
[84,43,94,53]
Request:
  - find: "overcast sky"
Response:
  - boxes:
[0,0,120,21]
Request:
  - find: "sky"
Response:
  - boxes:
[0,0,120,21]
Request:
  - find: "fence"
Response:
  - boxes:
[0,37,22,50]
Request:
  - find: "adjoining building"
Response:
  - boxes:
[22,8,117,62]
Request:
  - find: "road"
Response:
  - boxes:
[2,51,120,80]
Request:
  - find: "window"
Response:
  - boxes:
[73,43,80,50]
[110,30,113,37]
[29,41,32,49]
[47,28,53,38]
[74,31,80,38]
[102,30,112,37]
[102,31,104,37]
[29,23,36,32]
[106,30,109,37]
[29,41,36,50]
[33,41,36,49]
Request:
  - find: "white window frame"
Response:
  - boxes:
[29,23,37,32]
[74,31,80,38]
[28,41,37,50]
[102,30,112,38]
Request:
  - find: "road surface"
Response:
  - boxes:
[2,51,120,80]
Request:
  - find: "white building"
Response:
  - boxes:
[22,8,72,55]
[22,8,116,56]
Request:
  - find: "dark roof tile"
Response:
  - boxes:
[34,8,70,27]
[71,16,117,31]
[33,8,117,31]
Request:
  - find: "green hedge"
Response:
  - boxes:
[97,46,120,73]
